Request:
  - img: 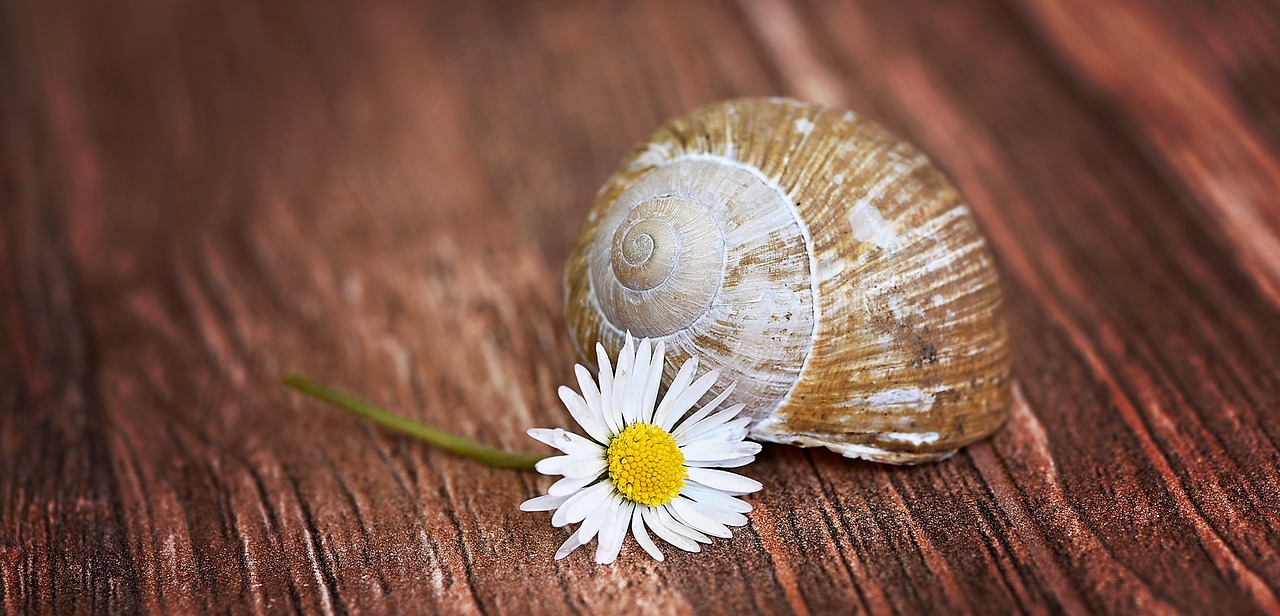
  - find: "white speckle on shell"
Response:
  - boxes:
[847,201,898,249]
[829,387,936,413]
[878,432,941,445]
[924,252,960,273]
[867,388,936,412]
[888,296,907,319]
[817,258,846,282]
[794,118,816,135]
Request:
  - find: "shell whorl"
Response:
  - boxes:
[566,98,1011,464]
[612,214,675,292]
[591,191,724,337]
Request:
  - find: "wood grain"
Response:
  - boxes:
[2,0,1278,614]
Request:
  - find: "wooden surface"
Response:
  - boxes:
[3,0,1279,614]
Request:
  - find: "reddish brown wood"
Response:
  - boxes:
[2,0,1278,614]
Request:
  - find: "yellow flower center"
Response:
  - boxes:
[606,423,687,507]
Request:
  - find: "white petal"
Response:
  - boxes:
[535,454,605,479]
[652,357,697,429]
[657,505,711,544]
[519,494,569,512]
[699,506,748,527]
[528,427,605,457]
[641,341,665,424]
[688,455,756,469]
[687,467,764,495]
[595,343,621,435]
[657,369,722,431]
[548,474,601,497]
[620,332,635,359]
[551,481,612,527]
[595,499,633,564]
[640,504,701,553]
[561,457,606,478]
[626,338,652,425]
[679,440,762,463]
[677,420,752,451]
[555,526,589,560]
[680,493,749,526]
[575,492,617,547]
[669,497,732,539]
[533,454,572,475]
[611,335,636,427]
[630,506,664,561]
[682,482,753,513]
[675,402,748,444]
[642,506,700,552]
[557,387,609,445]
[671,383,736,437]
[574,365,611,443]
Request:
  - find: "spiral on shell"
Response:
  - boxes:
[566,98,1011,464]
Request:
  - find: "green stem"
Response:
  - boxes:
[282,374,547,471]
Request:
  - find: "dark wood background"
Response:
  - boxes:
[3,0,1279,614]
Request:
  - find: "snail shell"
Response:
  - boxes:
[564,98,1010,464]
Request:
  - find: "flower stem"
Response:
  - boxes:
[282,374,546,471]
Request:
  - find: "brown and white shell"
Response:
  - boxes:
[564,98,1011,464]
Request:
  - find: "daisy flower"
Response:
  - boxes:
[520,335,763,564]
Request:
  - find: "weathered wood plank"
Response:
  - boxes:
[2,0,1278,614]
